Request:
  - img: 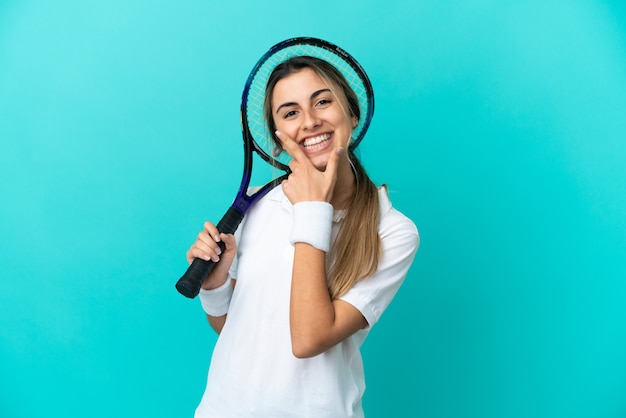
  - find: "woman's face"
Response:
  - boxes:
[271,68,355,171]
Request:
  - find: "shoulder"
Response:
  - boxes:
[237,185,291,235]
[246,185,290,214]
[255,184,289,205]
[337,187,419,328]
[378,186,419,245]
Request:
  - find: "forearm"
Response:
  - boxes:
[289,244,367,358]
[289,244,335,356]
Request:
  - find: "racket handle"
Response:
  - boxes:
[175,244,226,298]
[175,206,245,299]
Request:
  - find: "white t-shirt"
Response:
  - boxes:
[194,186,419,418]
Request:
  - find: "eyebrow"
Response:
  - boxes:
[274,88,332,115]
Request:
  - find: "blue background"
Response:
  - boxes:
[1,1,625,417]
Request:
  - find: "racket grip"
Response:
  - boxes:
[175,206,245,299]
[175,241,226,298]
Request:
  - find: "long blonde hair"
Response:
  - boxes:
[264,56,382,299]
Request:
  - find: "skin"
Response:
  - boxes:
[186,68,367,357]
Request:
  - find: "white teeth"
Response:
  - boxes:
[303,134,331,149]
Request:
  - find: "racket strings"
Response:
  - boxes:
[244,42,372,167]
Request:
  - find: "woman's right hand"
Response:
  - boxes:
[186,221,237,289]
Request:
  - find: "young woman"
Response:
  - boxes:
[187,56,419,417]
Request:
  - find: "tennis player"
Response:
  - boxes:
[187,55,419,417]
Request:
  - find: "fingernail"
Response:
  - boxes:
[213,234,221,242]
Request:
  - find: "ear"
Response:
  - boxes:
[352,115,358,128]
[272,145,283,157]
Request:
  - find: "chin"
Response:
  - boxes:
[312,162,328,171]
[305,153,326,169]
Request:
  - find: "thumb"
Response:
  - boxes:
[324,146,344,175]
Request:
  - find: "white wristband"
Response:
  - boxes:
[198,276,233,316]
[289,201,333,252]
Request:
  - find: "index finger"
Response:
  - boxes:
[275,130,310,165]
[203,221,222,242]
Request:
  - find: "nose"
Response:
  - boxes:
[302,110,321,130]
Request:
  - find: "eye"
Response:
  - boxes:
[282,109,298,119]
[316,98,333,107]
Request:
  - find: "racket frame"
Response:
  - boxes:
[175,36,374,298]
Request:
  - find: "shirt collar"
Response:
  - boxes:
[270,184,392,221]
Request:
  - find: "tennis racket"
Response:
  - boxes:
[175,36,375,298]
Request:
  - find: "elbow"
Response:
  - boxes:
[290,336,325,359]
[292,346,320,359]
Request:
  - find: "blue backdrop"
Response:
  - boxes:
[1,1,625,417]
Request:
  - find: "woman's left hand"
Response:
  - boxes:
[276,130,344,205]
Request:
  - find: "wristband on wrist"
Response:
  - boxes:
[289,201,333,252]
[198,276,233,316]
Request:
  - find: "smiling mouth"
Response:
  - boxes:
[302,133,331,151]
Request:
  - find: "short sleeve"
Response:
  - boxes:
[339,208,419,329]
